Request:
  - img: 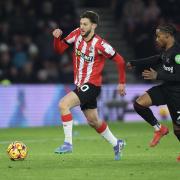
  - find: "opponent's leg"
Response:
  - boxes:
[133,92,169,147]
[168,104,180,161]
[173,124,180,162]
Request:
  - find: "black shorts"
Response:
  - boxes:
[147,84,180,125]
[73,83,101,111]
[146,85,166,106]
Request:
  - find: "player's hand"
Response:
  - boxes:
[127,62,133,70]
[142,68,157,80]
[117,83,126,96]
[52,28,63,38]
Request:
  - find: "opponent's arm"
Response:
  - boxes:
[128,55,161,67]
[143,54,180,82]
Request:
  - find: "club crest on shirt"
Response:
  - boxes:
[75,49,93,62]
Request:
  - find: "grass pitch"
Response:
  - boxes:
[0,121,180,180]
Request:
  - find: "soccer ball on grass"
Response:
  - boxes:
[7,141,28,160]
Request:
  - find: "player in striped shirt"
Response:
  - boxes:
[52,11,126,160]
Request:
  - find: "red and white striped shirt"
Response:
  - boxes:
[54,28,125,86]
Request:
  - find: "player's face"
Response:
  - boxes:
[80,18,94,37]
[155,30,168,48]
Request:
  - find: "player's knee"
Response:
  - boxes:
[58,100,68,111]
[136,98,142,105]
[174,130,180,141]
[133,101,145,112]
[135,94,151,108]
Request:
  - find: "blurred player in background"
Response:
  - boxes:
[127,24,180,161]
[52,11,126,160]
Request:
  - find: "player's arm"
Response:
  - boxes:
[53,29,69,54]
[53,28,79,54]
[127,55,161,68]
[112,53,126,84]
[98,40,126,96]
[112,53,126,96]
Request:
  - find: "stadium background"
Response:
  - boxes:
[0,84,170,128]
[0,0,178,128]
[0,1,180,180]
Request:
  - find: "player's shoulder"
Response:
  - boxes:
[95,35,111,47]
[65,28,81,43]
[94,34,103,41]
[71,28,81,35]
[94,35,116,56]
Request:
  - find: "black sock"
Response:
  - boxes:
[133,101,160,126]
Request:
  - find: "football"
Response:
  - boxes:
[7,141,28,160]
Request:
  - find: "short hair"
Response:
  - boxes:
[80,11,99,25]
[156,24,177,36]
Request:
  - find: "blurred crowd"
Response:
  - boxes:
[112,0,180,58]
[0,0,77,83]
[0,0,179,83]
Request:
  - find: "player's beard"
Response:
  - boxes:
[156,41,165,50]
[82,30,91,38]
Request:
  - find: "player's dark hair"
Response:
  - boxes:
[80,11,99,25]
[157,24,177,36]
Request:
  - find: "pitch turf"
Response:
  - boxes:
[0,121,180,180]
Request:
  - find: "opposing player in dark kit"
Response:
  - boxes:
[52,11,126,160]
[127,24,180,161]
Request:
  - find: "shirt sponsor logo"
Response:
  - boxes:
[75,49,93,62]
[163,64,174,73]
[175,54,180,64]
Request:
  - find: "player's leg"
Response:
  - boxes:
[173,123,180,162]
[83,108,117,146]
[55,91,80,154]
[167,100,180,161]
[83,108,125,160]
[79,83,120,148]
[133,85,169,147]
